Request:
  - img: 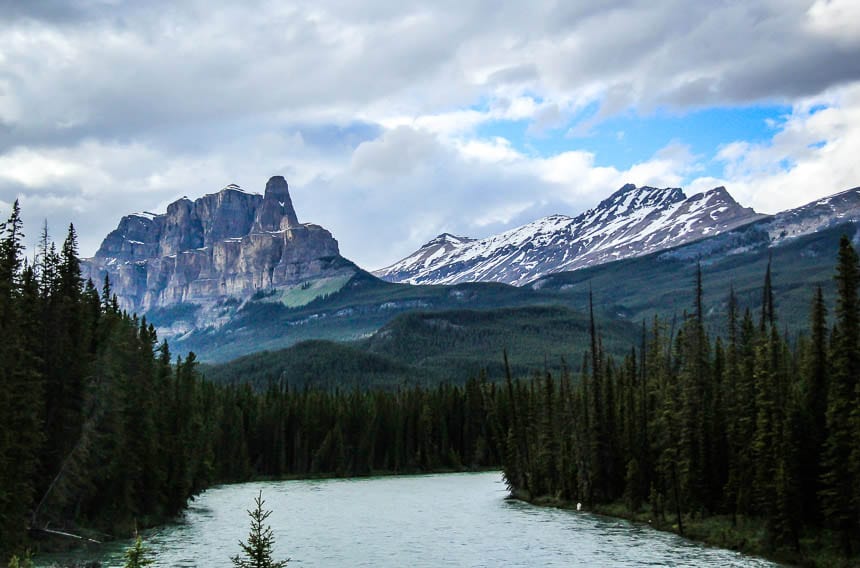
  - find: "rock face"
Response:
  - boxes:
[83,176,345,313]
[763,187,860,243]
[374,184,765,286]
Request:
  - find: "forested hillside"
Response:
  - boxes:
[201,306,640,390]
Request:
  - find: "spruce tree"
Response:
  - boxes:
[231,491,289,568]
[123,535,154,568]
[820,236,859,552]
[799,286,828,521]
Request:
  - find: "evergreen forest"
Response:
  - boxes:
[501,237,860,564]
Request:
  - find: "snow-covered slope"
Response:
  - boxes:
[374,184,765,286]
[764,187,860,243]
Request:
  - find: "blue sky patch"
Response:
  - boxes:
[475,103,794,181]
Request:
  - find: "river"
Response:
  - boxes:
[37,471,780,567]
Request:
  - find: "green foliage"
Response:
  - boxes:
[123,535,154,568]
[231,492,288,568]
[0,203,223,558]
[0,198,515,560]
[2,201,858,567]
[7,551,34,568]
[202,306,639,389]
[535,221,858,334]
[819,235,860,553]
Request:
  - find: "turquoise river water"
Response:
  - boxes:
[37,471,781,567]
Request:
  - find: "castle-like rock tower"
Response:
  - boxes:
[83,176,346,312]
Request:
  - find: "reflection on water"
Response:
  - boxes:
[37,472,781,567]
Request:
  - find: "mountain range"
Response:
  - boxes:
[83,178,860,366]
[374,184,764,285]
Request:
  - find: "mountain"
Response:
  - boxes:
[82,176,354,317]
[83,178,859,366]
[160,271,566,362]
[530,186,860,326]
[198,187,860,383]
[374,184,764,285]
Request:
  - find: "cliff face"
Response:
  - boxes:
[83,176,347,313]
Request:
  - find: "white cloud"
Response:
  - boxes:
[699,83,860,214]
[1,0,859,271]
[806,0,860,44]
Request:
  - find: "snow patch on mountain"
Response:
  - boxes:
[374,184,765,286]
[765,187,860,243]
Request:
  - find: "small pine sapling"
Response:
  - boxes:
[231,491,289,568]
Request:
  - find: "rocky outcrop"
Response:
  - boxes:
[83,176,348,313]
[251,176,299,232]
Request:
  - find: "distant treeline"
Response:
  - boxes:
[501,236,860,561]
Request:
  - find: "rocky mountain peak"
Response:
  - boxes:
[697,186,735,204]
[425,233,474,248]
[84,176,347,314]
[592,184,686,220]
[375,183,764,286]
[252,175,299,232]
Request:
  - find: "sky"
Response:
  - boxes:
[1,0,860,270]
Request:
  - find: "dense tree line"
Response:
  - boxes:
[501,236,860,559]
[0,201,221,556]
[210,373,503,482]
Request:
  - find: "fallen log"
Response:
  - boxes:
[29,526,102,544]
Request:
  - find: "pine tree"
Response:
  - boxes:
[820,236,860,553]
[0,201,43,553]
[123,535,154,568]
[799,286,828,521]
[231,491,289,568]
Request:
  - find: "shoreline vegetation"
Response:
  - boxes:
[511,489,853,568]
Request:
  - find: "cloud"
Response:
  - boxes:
[1,0,859,270]
[3,0,859,147]
[694,83,860,214]
[307,129,703,269]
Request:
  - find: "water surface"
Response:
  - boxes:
[37,472,780,567]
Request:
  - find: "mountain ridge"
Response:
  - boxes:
[374,184,764,286]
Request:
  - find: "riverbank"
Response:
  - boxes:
[511,490,857,568]
[28,465,497,557]
[35,472,787,568]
